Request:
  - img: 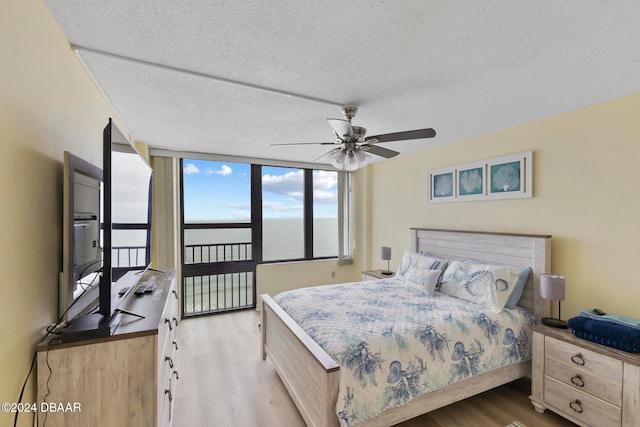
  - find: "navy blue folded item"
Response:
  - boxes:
[579,310,640,330]
[567,316,640,352]
[571,329,639,353]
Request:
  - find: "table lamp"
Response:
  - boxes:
[540,274,567,328]
[381,246,393,275]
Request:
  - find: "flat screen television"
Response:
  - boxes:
[61,119,153,337]
[101,118,153,318]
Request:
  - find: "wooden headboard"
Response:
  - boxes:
[410,228,552,320]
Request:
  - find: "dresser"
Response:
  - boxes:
[530,324,640,426]
[36,269,180,427]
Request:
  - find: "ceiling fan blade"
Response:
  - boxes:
[326,118,354,139]
[361,144,400,159]
[270,142,336,147]
[365,128,436,143]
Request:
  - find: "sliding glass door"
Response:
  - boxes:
[181,160,259,316]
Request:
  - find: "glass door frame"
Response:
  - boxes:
[179,161,262,318]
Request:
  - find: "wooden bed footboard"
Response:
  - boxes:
[261,294,341,427]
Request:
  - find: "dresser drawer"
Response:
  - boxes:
[545,336,622,382]
[544,376,621,427]
[545,355,622,406]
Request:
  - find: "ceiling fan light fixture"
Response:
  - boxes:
[342,149,369,171]
[328,149,345,169]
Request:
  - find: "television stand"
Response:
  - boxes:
[37,269,178,427]
[60,312,112,343]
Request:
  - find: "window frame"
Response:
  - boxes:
[180,160,340,265]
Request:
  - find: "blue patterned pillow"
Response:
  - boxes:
[418,251,449,286]
[504,266,531,308]
[396,250,442,279]
[440,261,530,312]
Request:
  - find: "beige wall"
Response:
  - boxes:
[257,259,360,297]
[0,1,123,425]
[363,93,640,319]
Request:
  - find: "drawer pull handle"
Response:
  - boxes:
[173,317,179,327]
[164,389,173,402]
[173,340,179,350]
[164,318,173,331]
[571,353,585,366]
[570,374,585,388]
[173,370,180,380]
[172,289,178,299]
[165,356,174,368]
[569,399,583,414]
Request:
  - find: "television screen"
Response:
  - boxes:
[101,118,153,318]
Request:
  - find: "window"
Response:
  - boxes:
[180,158,341,316]
[183,160,251,223]
[181,160,255,315]
[261,166,305,261]
[111,150,152,273]
[313,170,339,258]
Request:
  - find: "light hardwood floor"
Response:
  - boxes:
[174,310,577,427]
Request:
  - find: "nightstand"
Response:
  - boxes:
[530,324,640,426]
[362,269,395,281]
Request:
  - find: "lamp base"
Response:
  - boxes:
[541,317,568,329]
[381,270,394,276]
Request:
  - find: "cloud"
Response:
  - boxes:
[313,170,338,190]
[262,170,304,198]
[215,164,233,176]
[262,169,338,204]
[183,163,200,175]
[314,190,337,203]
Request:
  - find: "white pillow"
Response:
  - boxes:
[396,250,442,279]
[405,268,440,295]
[439,261,528,312]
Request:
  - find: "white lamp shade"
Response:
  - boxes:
[381,246,391,261]
[540,274,566,301]
[330,149,370,171]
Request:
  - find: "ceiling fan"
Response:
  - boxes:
[271,107,436,171]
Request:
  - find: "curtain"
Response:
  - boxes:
[337,171,354,265]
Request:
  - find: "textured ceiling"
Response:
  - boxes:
[44,0,640,166]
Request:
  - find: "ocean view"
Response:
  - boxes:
[111,217,338,266]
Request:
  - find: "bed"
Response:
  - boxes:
[260,228,551,427]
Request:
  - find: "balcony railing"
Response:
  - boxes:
[183,272,254,315]
[184,242,252,264]
[112,246,147,268]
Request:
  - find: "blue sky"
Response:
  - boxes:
[182,159,338,222]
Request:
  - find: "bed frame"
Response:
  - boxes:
[260,228,551,427]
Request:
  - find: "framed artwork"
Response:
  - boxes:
[428,151,532,203]
[428,167,455,203]
[457,161,486,200]
[487,152,532,199]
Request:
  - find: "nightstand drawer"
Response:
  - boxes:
[544,376,621,426]
[545,336,622,383]
[545,355,622,405]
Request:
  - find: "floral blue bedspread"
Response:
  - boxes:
[273,278,537,426]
